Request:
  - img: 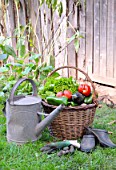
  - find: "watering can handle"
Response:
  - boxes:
[9,78,37,104]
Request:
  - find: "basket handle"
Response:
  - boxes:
[9,78,37,104]
[47,66,98,104]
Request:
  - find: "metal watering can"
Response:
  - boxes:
[6,78,64,144]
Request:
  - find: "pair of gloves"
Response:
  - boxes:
[40,140,80,156]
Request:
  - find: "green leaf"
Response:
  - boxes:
[74,39,79,53]
[0,67,9,73]
[16,38,24,49]
[45,91,55,97]
[58,2,63,17]
[50,72,60,78]
[67,34,76,44]
[0,75,5,80]
[0,92,4,97]
[13,63,23,67]
[0,44,5,51]
[0,54,8,60]
[19,45,26,57]
[17,59,24,64]
[52,0,57,10]
[6,63,13,67]
[40,73,47,80]
[22,67,32,75]
[5,45,16,57]
[3,83,10,91]
[40,0,44,5]
[8,75,15,81]
[0,36,5,44]
[39,65,53,72]
[75,31,80,37]
[29,54,41,60]
[26,62,35,68]
[46,0,51,8]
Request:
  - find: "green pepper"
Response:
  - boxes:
[68,101,78,106]
[84,94,93,104]
[46,96,68,106]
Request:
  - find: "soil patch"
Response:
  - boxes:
[94,83,116,104]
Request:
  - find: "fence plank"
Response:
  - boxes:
[44,4,52,56]
[67,1,77,79]
[53,0,67,76]
[7,0,16,50]
[93,0,100,75]
[30,0,43,54]
[40,3,47,59]
[99,0,107,77]
[35,1,43,54]
[114,0,116,78]
[19,0,28,59]
[78,0,86,78]
[19,0,26,26]
[0,0,6,35]
[85,0,94,75]
[107,0,114,78]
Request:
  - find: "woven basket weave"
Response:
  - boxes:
[42,66,98,140]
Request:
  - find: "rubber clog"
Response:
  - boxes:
[86,127,116,148]
[80,134,95,153]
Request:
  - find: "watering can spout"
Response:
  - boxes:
[35,104,65,137]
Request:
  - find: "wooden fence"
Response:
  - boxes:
[0,0,116,86]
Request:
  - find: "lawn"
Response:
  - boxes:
[0,103,116,170]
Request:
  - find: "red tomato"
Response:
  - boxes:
[63,90,72,99]
[78,84,91,96]
[56,91,64,97]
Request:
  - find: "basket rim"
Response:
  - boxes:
[42,100,97,111]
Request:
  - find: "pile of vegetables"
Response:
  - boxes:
[39,75,95,106]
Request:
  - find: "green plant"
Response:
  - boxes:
[0,35,54,104]
[40,0,63,17]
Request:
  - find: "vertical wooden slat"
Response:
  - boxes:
[114,0,116,78]
[67,1,77,79]
[19,0,26,26]
[7,0,16,49]
[93,0,100,75]
[53,0,67,76]
[30,0,42,54]
[107,0,114,77]
[59,0,67,76]
[35,0,43,54]
[40,3,47,59]
[78,0,86,78]
[42,3,49,57]
[53,10,60,64]
[30,0,38,52]
[45,4,52,57]
[85,0,94,75]
[99,0,107,77]
[0,0,6,36]
[19,0,28,58]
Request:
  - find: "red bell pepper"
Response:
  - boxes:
[78,84,91,96]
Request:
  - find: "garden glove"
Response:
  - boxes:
[40,140,80,154]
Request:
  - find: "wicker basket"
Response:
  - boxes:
[42,66,98,140]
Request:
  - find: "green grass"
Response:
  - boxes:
[0,104,116,170]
